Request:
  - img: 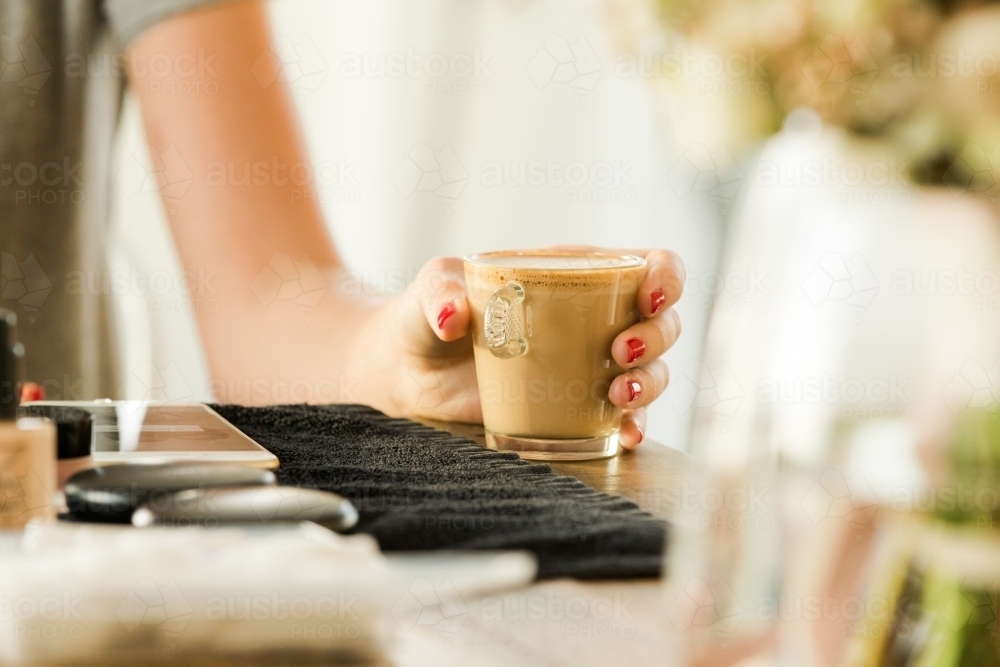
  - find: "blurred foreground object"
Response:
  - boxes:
[664,112,1000,666]
[846,407,1000,667]
[0,521,537,666]
[0,310,57,529]
[632,0,1000,663]
[0,522,392,665]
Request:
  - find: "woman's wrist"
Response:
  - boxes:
[339,295,407,414]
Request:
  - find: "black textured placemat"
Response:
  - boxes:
[212,404,667,579]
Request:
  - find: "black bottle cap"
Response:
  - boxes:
[17,405,93,459]
[0,310,23,421]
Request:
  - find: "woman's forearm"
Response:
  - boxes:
[128,0,378,402]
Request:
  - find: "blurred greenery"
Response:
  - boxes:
[911,571,999,667]
[891,407,1000,667]
[652,0,1000,192]
[941,408,1000,528]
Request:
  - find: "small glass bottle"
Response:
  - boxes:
[0,310,56,529]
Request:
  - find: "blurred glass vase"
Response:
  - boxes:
[665,110,1000,667]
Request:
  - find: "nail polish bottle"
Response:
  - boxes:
[0,310,56,529]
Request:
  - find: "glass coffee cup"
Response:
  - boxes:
[464,250,646,460]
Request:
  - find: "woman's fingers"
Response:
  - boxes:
[19,382,45,402]
[612,307,681,368]
[620,408,647,449]
[609,359,670,410]
[638,249,685,318]
[405,257,471,343]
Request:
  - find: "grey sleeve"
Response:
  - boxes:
[103,0,239,48]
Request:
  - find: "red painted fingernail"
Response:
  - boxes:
[626,338,645,363]
[20,382,45,402]
[436,302,456,330]
[627,380,641,402]
[650,290,665,314]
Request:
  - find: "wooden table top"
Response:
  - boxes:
[393,421,692,667]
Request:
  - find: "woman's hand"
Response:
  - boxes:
[354,248,685,449]
[348,257,482,425]
[606,248,685,448]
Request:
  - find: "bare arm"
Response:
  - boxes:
[128,1,372,404]
[127,0,683,448]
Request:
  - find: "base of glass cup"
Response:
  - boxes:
[484,430,619,461]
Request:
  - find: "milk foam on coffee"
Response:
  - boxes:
[465,251,645,444]
[477,254,642,270]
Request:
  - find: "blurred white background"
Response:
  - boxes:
[107,0,726,450]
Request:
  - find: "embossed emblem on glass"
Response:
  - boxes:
[484,281,527,359]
